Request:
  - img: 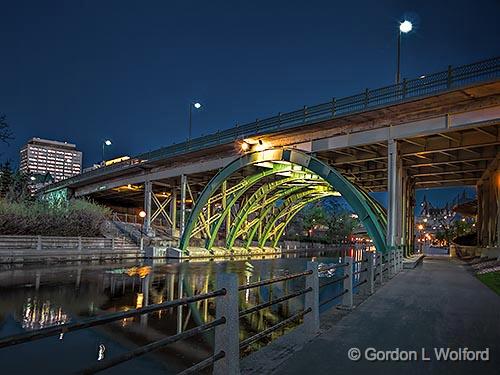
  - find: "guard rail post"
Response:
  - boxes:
[400,248,404,271]
[341,256,353,309]
[214,273,240,375]
[388,249,395,278]
[378,253,384,285]
[392,249,398,276]
[36,236,42,251]
[364,252,375,295]
[397,248,402,272]
[303,262,319,333]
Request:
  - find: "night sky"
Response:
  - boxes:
[1,1,498,205]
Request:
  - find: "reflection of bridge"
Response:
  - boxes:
[43,57,500,255]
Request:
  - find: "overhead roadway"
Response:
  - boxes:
[40,57,500,254]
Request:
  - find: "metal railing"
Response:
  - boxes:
[0,235,138,250]
[44,56,500,193]
[238,269,315,350]
[0,288,229,375]
[0,248,405,374]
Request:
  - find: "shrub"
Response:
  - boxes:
[0,199,111,236]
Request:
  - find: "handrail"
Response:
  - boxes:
[319,289,349,307]
[177,351,225,375]
[43,56,500,193]
[79,318,226,374]
[239,308,312,349]
[239,287,312,317]
[319,274,348,288]
[0,289,226,349]
[238,270,312,291]
[318,262,349,272]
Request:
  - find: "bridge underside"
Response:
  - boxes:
[83,122,498,253]
[44,70,499,255]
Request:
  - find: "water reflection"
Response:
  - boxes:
[22,297,70,330]
[0,246,366,373]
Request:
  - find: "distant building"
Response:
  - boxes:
[20,138,82,182]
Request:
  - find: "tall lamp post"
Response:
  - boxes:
[396,20,413,84]
[102,139,112,164]
[188,102,202,141]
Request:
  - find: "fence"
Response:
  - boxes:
[44,56,500,194]
[0,235,139,251]
[0,248,404,373]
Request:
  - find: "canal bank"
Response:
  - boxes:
[255,257,500,375]
[0,248,359,373]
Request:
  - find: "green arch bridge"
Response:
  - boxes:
[179,148,387,255]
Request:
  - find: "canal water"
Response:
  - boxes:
[0,247,365,374]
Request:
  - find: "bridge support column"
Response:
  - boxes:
[387,139,403,249]
[180,174,187,238]
[144,180,152,235]
[170,187,177,237]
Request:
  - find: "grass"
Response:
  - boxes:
[477,271,500,296]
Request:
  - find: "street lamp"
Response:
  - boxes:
[102,139,112,163]
[138,210,147,249]
[188,102,202,141]
[396,20,413,84]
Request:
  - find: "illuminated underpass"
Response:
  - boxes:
[179,148,387,255]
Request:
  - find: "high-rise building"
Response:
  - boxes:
[20,138,82,182]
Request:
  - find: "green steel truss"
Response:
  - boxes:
[179,148,387,254]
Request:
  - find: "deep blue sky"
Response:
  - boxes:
[1,1,498,204]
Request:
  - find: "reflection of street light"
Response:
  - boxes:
[396,20,413,84]
[417,224,424,230]
[102,140,112,163]
[189,102,202,141]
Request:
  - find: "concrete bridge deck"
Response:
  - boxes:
[259,258,500,375]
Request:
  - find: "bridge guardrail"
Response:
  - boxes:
[43,56,500,194]
[0,249,405,374]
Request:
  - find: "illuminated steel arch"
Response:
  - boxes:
[180,148,387,254]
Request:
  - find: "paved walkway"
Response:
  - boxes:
[273,258,500,375]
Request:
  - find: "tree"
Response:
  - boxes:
[0,161,13,198]
[301,206,326,237]
[0,114,13,144]
[326,212,359,244]
[6,170,32,203]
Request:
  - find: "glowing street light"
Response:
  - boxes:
[240,141,250,152]
[399,20,413,33]
[102,140,112,163]
[396,19,413,84]
[138,210,147,218]
[189,102,203,141]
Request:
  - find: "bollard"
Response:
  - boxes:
[78,237,82,251]
[214,273,240,375]
[341,256,353,309]
[378,253,384,284]
[388,250,395,278]
[396,249,403,273]
[37,235,42,251]
[303,262,320,333]
[364,252,375,295]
